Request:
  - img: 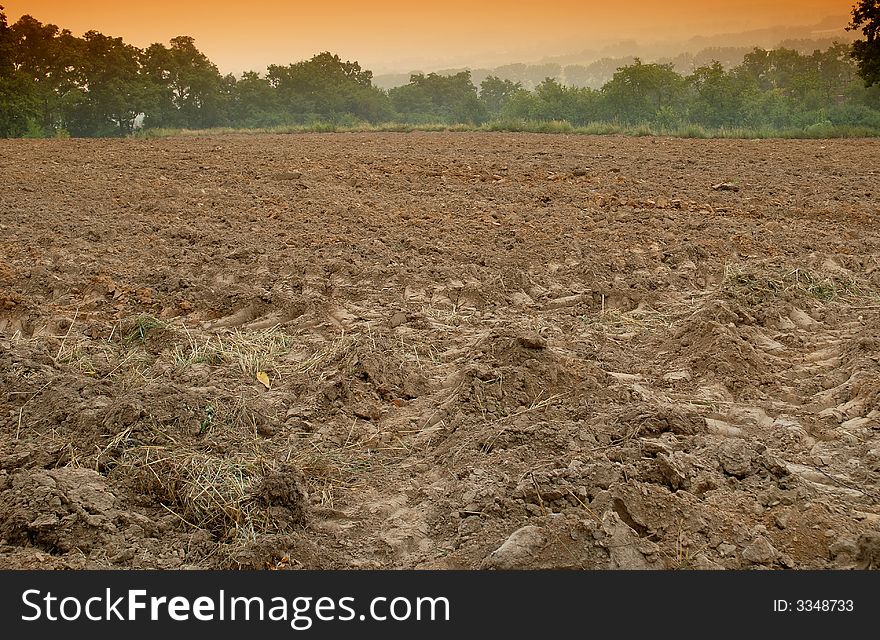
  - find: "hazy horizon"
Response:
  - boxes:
[3,1,858,75]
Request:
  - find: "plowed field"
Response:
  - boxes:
[1,132,879,569]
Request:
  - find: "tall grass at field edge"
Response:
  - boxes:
[132,120,880,140]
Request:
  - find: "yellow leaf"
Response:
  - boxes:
[256,371,270,389]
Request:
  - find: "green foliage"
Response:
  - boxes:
[141,36,225,129]
[66,31,148,135]
[21,118,46,138]
[268,52,392,124]
[0,73,41,137]
[602,59,688,124]
[498,80,599,125]
[132,119,880,139]
[2,6,880,138]
[126,315,165,344]
[228,71,280,127]
[390,71,486,124]
[388,71,487,124]
[479,76,521,115]
[0,5,10,76]
[0,7,41,137]
[687,62,754,127]
[849,0,880,86]
[5,14,81,134]
[534,78,599,124]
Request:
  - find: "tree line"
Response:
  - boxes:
[1,5,879,137]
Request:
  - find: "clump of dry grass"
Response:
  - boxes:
[287,443,369,509]
[126,443,307,542]
[54,335,119,375]
[291,332,359,377]
[142,450,263,537]
[720,263,868,304]
[93,383,299,542]
[27,321,155,390]
[173,325,296,377]
[172,326,362,383]
[23,314,421,549]
[581,307,669,335]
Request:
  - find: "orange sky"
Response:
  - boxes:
[3,1,857,73]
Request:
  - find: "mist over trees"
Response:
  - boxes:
[1,6,879,137]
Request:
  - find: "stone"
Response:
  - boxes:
[600,512,655,570]
[856,532,880,570]
[742,536,780,565]
[517,332,547,350]
[481,525,547,569]
[705,419,743,438]
[773,510,792,530]
[718,440,753,478]
[829,537,858,562]
[657,453,690,491]
[389,311,408,328]
[545,294,585,310]
[691,553,723,570]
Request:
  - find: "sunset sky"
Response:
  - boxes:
[3,1,858,74]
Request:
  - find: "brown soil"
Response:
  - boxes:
[1,132,879,570]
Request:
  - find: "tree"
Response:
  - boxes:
[7,14,81,133]
[389,71,486,124]
[848,0,880,86]
[0,6,41,136]
[687,62,754,127]
[601,59,687,124]
[563,65,590,88]
[736,48,812,94]
[533,78,573,121]
[492,63,528,84]
[480,76,521,114]
[813,43,860,98]
[522,63,561,89]
[538,79,599,124]
[229,71,279,126]
[0,5,11,75]
[268,52,391,123]
[142,36,223,128]
[66,30,148,135]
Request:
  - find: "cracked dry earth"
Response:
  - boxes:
[1,132,879,570]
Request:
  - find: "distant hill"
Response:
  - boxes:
[373,16,856,91]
